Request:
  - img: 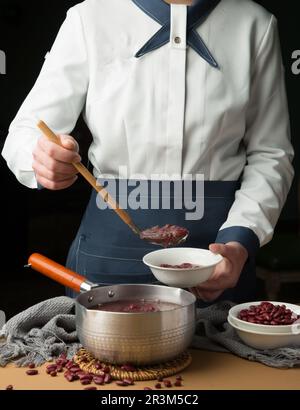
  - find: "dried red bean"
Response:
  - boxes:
[26,370,38,376]
[84,387,97,391]
[79,375,93,382]
[94,362,102,370]
[94,376,105,385]
[174,380,182,387]
[144,387,152,390]
[78,372,88,378]
[123,378,134,386]
[64,372,79,382]
[56,366,63,373]
[103,366,110,374]
[116,381,128,387]
[104,374,112,384]
[77,371,87,377]
[64,374,75,382]
[121,364,136,372]
[176,375,183,381]
[69,366,80,373]
[46,365,57,374]
[65,361,74,370]
[56,358,68,367]
[50,371,57,377]
[28,363,36,369]
[155,383,162,389]
[6,385,13,390]
[81,380,91,386]
[163,380,172,388]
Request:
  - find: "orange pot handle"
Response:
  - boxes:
[28,253,88,293]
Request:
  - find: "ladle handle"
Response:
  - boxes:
[37,121,141,236]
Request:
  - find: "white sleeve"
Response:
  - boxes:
[1,7,88,188]
[216,16,294,256]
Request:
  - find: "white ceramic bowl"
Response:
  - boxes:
[228,316,300,350]
[143,248,223,288]
[229,301,300,334]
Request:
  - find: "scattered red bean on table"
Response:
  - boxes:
[116,381,128,387]
[93,376,104,385]
[26,370,38,376]
[163,379,173,388]
[81,379,91,386]
[16,351,185,390]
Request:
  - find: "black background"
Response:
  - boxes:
[0,0,299,318]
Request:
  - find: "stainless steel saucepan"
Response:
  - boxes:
[28,254,196,365]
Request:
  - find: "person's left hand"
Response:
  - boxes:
[189,242,248,302]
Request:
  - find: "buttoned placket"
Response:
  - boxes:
[165,4,187,177]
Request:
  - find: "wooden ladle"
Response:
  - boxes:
[37,121,189,247]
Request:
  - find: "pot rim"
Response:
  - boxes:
[76,283,196,315]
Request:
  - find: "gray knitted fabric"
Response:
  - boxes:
[0,297,81,367]
[1,298,299,368]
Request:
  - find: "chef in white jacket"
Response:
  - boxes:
[2,0,294,302]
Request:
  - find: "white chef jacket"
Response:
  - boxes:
[2,0,294,253]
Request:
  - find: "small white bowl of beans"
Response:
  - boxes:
[229,301,300,334]
[143,248,223,288]
[228,301,300,349]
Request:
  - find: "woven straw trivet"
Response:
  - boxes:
[74,349,192,381]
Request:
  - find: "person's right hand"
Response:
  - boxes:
[32,134,81,190]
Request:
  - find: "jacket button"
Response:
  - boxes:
[174,36,181,44]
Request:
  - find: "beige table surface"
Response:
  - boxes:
[0,349,299,390]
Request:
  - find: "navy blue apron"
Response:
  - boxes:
[66,180,256,304]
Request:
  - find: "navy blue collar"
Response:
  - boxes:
[132,0,221,68]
